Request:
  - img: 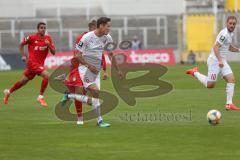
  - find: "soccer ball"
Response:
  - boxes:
[207,110,221,125]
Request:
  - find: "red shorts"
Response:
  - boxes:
[23,63,45,80]
[64,68,83,87]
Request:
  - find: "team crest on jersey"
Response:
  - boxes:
[78,41,84,48]
[220,36,225,42]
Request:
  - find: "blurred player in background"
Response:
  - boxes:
[64,18,108,125]
[3,22,55,107]
[186,16,240,110]
[61,17,122,127]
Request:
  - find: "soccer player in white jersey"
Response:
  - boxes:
[186,16,240,110]
[61,17,122,127]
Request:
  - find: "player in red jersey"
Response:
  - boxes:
[64,19,108,125]
[3,22,55,107]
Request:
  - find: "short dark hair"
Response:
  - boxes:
[97,17,111,28]
[227,16,237,23]
[37,22,46,29]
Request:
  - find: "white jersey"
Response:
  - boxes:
[76,31,113,71]
[209,27,234,60]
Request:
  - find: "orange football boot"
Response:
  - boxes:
[225,104,240,111]
[186,67,199,77]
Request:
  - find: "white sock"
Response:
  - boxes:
[68,94,88,103]
[38,95,44,99]
[226,83,234,104]
[92,98,103,123]
[68,94,103,122]
[194,72,208,87]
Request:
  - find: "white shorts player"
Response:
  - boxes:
[62,17,115,128]
[61,17,121,127]
[186,16,240,110]
[76,31,113,89]
[207,27,233,82]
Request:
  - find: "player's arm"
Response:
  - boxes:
[19,36,30,62]
[75,36,98,74]
[19,43,27,62]
[47,43,55,55]
[229,44,240,52]
[105,35,123,78]
[214,32,227,68]
[213,42,223,68]
[101,54,108,80]
[75,38,88,65]
[102,54,107,71]
[108,51,123,79]
[75,50,98,74]
[45,37,55,55]
[75,50,87,65]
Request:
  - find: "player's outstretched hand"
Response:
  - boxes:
[88,65,99,74]
[103,72,108,80]
[45,40,50,46]
[21,56,27,62]
[218,61,224,68]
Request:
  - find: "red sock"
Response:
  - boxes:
[40,78,48,95]
[75,100,83,117]
[10,81,25,93]
[67,86,83,117]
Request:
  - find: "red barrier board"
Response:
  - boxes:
[44,49,175,69]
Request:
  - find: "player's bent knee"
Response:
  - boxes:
[224,73,235,83]
[40,71,49,79]
[21,76,29,84]
[207,85,214,89]
[42,74,49,79]
[91,90,99,98]
[22,79,29,85]
[88,86,99,98]
[75,88,84,94]
[227,79,235,83]
[207,83,215,89]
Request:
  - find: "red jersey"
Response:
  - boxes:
[21,33,55,66]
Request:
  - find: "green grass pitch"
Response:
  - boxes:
[0,63,240,160]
